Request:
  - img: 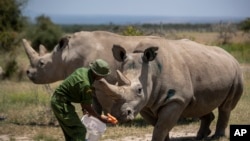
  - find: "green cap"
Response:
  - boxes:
[89,59,111,76]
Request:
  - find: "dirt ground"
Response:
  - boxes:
[0,125,229,141]
[0,133,207,141]
[102,132,197,141]
[0,132,229,141]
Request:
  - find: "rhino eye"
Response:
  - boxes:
[39,60,45,67]
[137,88,142,95]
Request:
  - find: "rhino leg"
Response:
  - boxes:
[212,109,230,139]
[152,101,185,141]
[196,112,215,140]
[164,134,170,141]
[212,75,243,139]
[140,108,157,126]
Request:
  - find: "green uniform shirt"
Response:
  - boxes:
[54,67,94,104]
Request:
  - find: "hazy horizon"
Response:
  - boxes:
[26,14,246,25]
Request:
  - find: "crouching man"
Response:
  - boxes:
[51,59,112,141]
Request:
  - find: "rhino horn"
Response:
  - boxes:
[95,78,123,100]
[39,44,48,56]
[22,39,39,63]
[116,70,131,86]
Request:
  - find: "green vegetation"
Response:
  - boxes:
[26,15,63,51]
[0,0,26,51]
[121,25,144,36]
[221,43,250,63]
[0,81,56,126]
[240,18,250,33]
[0,0,27,79]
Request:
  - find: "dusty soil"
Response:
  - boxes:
[0,125,229,141]
[0,133,204,141]
[102,132,197,141]
[0,132,229,141]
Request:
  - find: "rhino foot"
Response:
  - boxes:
[196,129,211,140]
[211,133,225,140]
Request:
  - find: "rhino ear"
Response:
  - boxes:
[58,36,69,50]
[112,45,127,62]
[143,47,159,62]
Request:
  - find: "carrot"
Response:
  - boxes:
[107,113,118,124]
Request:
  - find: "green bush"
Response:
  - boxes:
[3,58,18,79]
[0,0,26,51]
[122,26,143,36]
[27,15,63,51]
[240,18,250,33]
[0,0,27,79]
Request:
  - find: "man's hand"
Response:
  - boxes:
[81,104,118,125]
[100,114,118,125]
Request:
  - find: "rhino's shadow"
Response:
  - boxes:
[171,136,196,141]
[171,136,220,141]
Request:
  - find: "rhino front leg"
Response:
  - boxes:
[196,112,215,139]
[140,108,157,126]
[152,101,185,141]
[141,109,171,141]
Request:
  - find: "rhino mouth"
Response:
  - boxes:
[116,110,135,122]
[126,114,135,121]
[26,73,39,83]
[116,115,135,123]
[27,74,35,81]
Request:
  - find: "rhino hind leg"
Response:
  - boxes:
[212,72,243,139]
[196,112,215,140]
[212,109,230,139]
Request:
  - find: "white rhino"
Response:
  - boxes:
[94,39,244,141]
[22,31,161,113]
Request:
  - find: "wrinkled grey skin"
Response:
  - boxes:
[94,39,243,141]
[22,31,161,114]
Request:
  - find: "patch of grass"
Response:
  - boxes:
[102,123,153,140]
[0,81,58,125]
[33,133,58,141]
[221,43,250,63]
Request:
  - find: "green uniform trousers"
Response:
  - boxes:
[51,93,86,141]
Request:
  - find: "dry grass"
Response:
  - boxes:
[164,31,249,45]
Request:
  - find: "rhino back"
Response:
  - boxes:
[62,31,163,83]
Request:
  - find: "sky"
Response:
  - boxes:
[23,0,250,18]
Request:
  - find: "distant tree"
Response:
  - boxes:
[122,26,143,36]
[0,0,27,51]
[0,0,27,79]
[240,18,250,32]
[27,15,63,51]
[213,22,237,45]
